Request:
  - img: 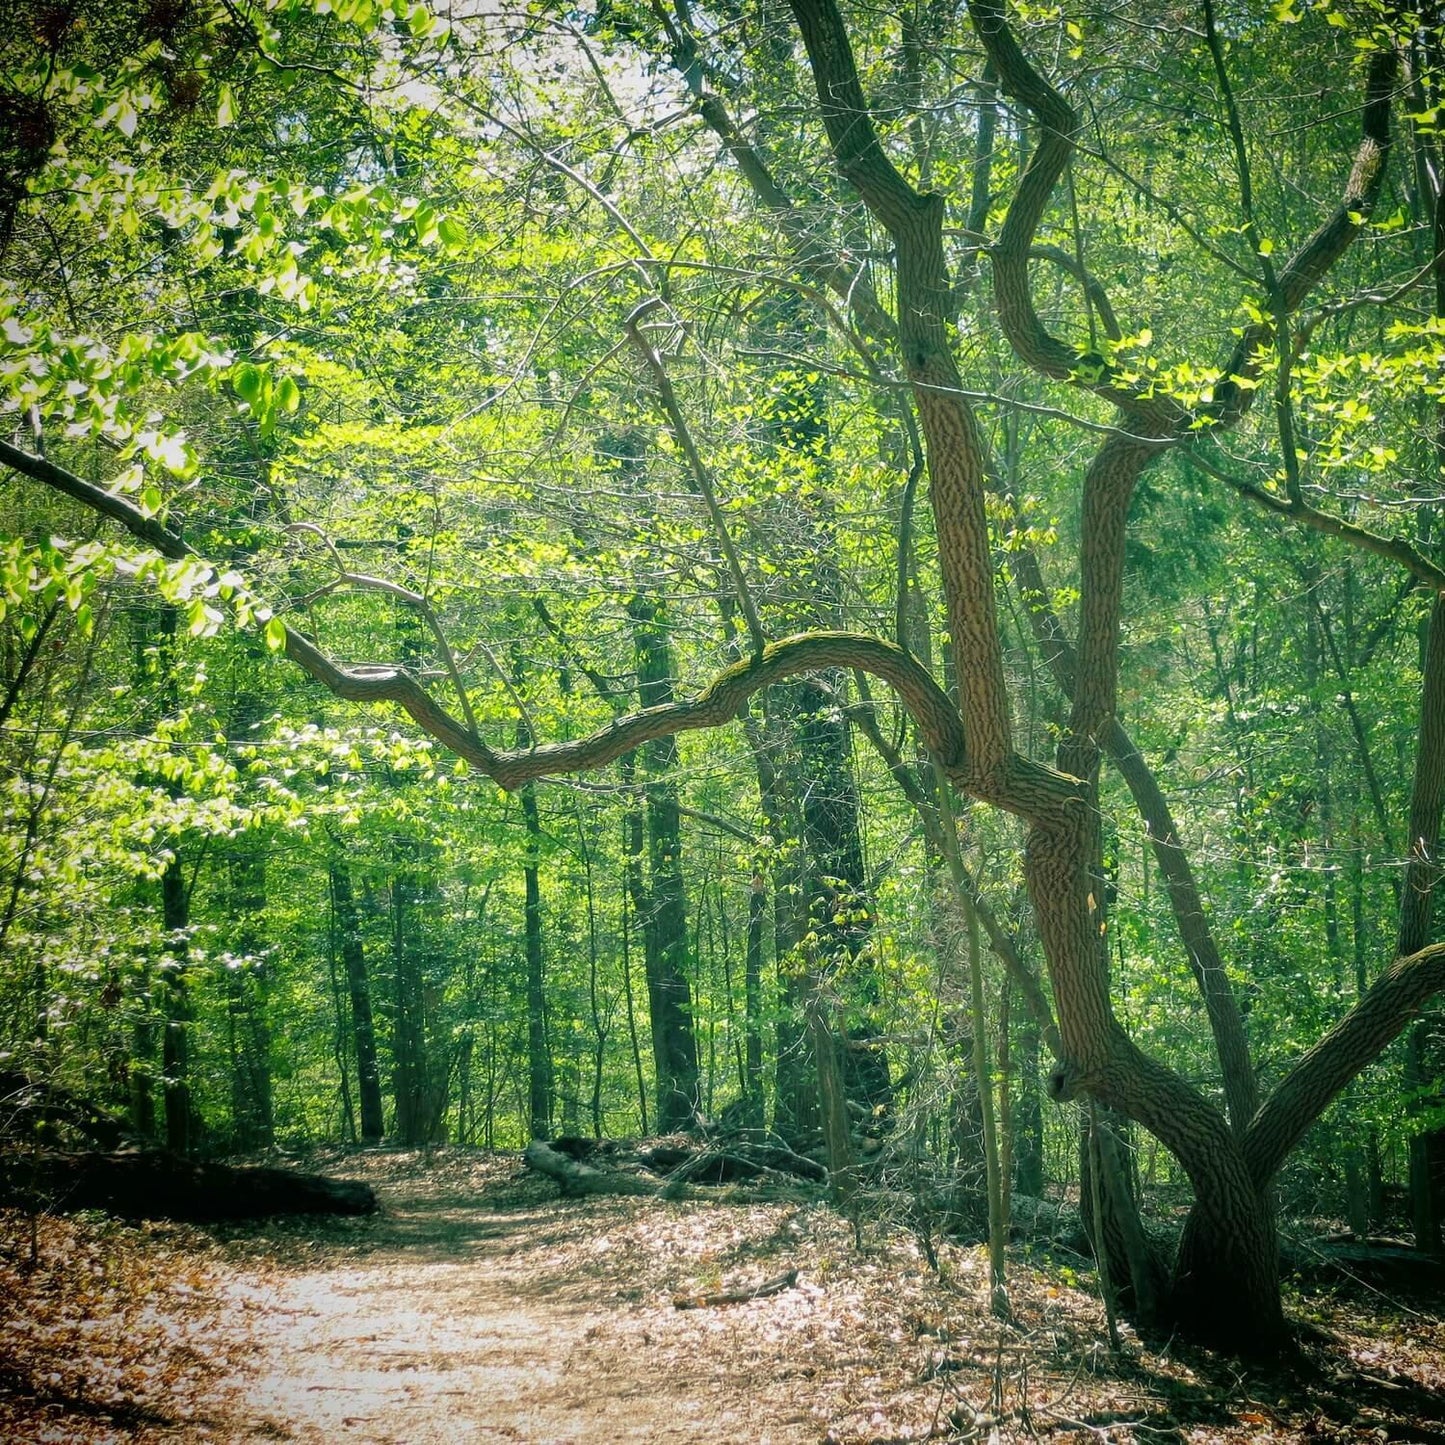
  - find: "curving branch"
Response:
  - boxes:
[970,0,1395,429]
[0,437,190,561]
[967,0,1078,381]
[284,522,479,735]
[0,438,969,794]
[1210,47,1396,424]
[1243,941,1445,1187]
[967,0,1158,411]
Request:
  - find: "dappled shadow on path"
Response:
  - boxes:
[174,1149,1445,1444]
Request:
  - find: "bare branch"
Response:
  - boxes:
[1184,446,1445,591]
[284,522,478,735]
[624,298,768,655]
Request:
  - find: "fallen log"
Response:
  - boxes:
[0,1148,378,1222]
[1282,1236,1445,1292]
[650,1137,826,1183]
[523,1139,821,1205]
[523,1140,662,1198]
[672,1268,799,1309]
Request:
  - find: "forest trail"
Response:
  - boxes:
[216,1154,818,1444]
[8,1150,1445,1443]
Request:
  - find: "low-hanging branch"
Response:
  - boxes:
[0,438,968,792]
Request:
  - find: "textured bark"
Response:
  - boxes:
[1006,542,1258,1135]
[389,843,445,1147]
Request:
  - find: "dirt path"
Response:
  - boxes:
[191,1152,1445,1445]
[11,1150,1444,1443]
[216,1155,825,1444]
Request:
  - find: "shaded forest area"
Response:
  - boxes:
[5,0,1445,1413]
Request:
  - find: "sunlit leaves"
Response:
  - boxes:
[231,360,303,438]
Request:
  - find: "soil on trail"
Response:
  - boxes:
[6,1148,1445,1443]
[218,1154,818,1444]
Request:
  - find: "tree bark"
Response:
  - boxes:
[223,680,273,1152]
[745,873,766,1128]
[389,842,439,1147]
[330,850,385,1144]
[520,771,553,1140]
[629,595,701,1131]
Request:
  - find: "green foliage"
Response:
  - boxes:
[0,0,1441,1253]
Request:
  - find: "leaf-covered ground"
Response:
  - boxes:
[2,1150,1443,1443]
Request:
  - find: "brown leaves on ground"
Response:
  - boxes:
[0,1208,250,1442]
[2,1150,1442,1444]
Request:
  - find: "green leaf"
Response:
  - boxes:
[276,375,301,411]
[264,616,287,651]
[217,82,237,127]
[438,215,468,250]
[234,363,265,405]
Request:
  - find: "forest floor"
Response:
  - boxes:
[2,1149,1445,1444]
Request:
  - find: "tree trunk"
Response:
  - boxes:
[159,851,191,1157]
[1013,997,1044,1197]
[619,751,650,1135]
[389,842,439,1147]
[221,677,274,1151]
[1403,152,1445,1256]
[330,852,384,1144]
[745,873,766,1128]
[628,595,701,1132]
[808,993,855,1207]
[520,773,554,1140]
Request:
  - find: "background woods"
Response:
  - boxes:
[3,0,1445,1354]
